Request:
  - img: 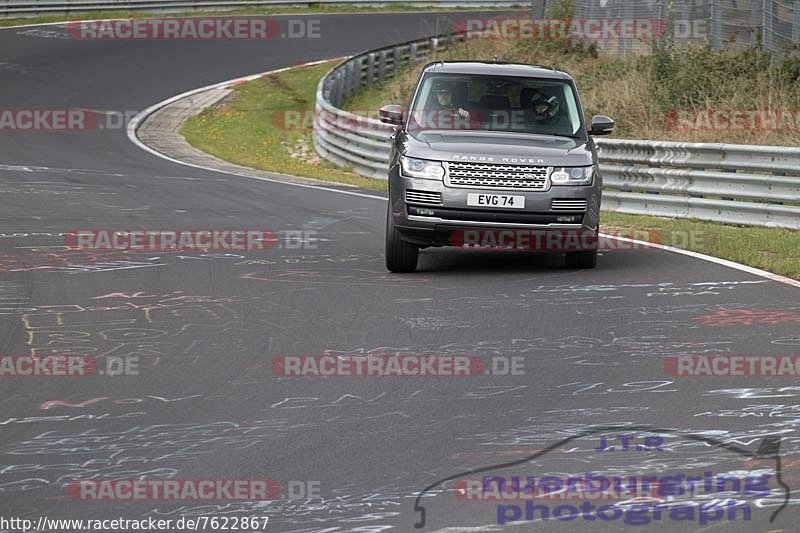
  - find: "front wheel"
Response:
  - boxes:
[385,206,419,272]
[565,250,597,269]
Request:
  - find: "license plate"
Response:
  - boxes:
[467,193,525,209]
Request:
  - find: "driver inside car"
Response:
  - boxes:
[431,82,470,120]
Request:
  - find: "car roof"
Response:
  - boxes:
[421,61,573,80]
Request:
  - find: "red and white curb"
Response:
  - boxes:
[126,57,387,205]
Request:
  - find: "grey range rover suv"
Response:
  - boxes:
[379,61,614,273]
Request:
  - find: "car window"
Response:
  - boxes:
[408,73,582,137]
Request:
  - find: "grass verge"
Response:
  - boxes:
[181,60,386,191]
[601,212,800,279]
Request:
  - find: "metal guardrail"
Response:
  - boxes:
[0,0,520,18]
[313,36,800,229]
[314,34,458,179]
[597,140,800,228]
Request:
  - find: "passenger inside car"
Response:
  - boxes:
[520,87,572,132]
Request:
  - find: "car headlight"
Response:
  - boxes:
[400,156,445,180]
[550,166,594,186]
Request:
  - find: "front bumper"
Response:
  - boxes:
[389,170,602,248]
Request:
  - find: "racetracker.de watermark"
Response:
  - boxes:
[67,479,320,500]
[271,355,525,377]
[448,228,704,252]
[454,18,665,40]
[66,18,321,40]
[453,18,708,40]
[67,480,279,500]
[275,108,485,132]
[665,355,800,377]
[279,108,591,132]
[665,109,800,131]
[0,109,140,131]
[64,229,318,252]
[0,355,138,377]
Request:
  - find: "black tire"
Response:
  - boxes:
[385,206,419,272]
[565,250,598,269]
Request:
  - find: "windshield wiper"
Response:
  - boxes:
[531,132,583,139]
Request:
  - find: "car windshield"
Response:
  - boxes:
[408,73,583,138]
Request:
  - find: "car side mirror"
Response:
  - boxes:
[379,104,404,126]
[590,115,615,135]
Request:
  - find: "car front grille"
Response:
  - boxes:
[405,190,443,205]
[551,199,588,211]
[446,162,549,190]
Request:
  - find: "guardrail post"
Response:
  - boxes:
[366,53,376,87]
[430,37,438,57]
[321,76,331,104]
[353,57,363,92]
[409,43,418,61]
[378,50,387,81]
[392,47,402,75]
[343,62,354,99]
[341,64,349,100]
[338,70,347,107]
[329,71,340,107]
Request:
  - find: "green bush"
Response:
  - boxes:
[650,43,800,111]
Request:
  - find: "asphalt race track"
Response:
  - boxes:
[1,12,799,533]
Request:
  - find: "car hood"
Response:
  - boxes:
[401,130,594,166]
